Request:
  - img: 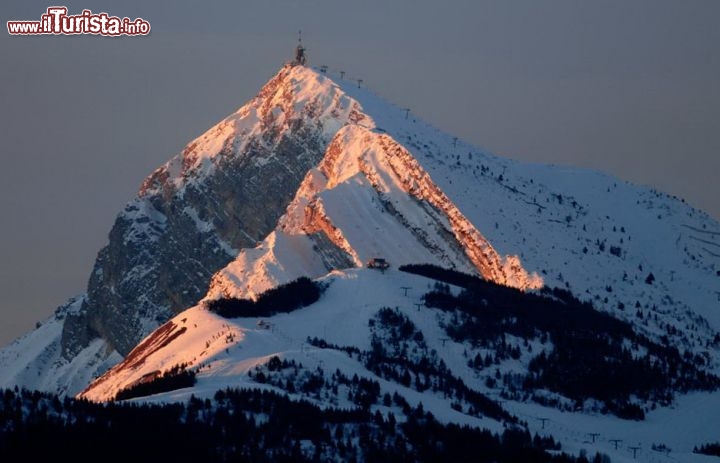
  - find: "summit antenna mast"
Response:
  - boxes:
[294,29,306,66]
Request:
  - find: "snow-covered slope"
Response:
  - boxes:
[0,297,121,396]
[82,269,522,421]
[80,269,720,463]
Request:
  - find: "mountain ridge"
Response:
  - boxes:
[205,119,542,302]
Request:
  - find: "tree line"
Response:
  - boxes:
[0,386,606,462]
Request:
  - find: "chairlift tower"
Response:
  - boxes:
[628,446,640,459]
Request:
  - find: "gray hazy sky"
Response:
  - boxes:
[1,0,719,346]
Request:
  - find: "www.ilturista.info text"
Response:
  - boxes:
[7,7,150,36]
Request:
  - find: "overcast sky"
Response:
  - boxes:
[1,0,719,346]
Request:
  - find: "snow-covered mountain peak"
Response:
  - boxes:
[5,61,720,426]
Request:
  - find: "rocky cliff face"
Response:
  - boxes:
[61,65,364,357]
